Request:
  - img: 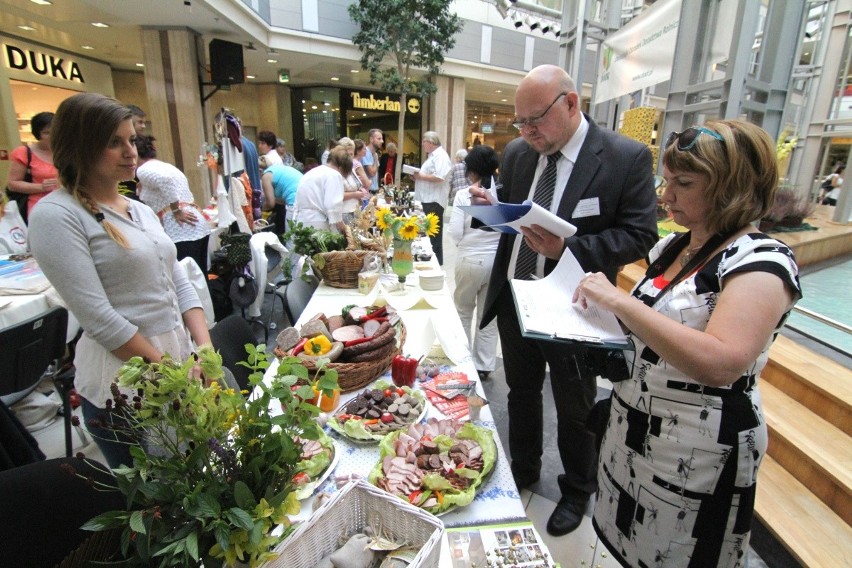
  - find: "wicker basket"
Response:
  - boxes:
[266,480,444,568]
[274,322,406,393]
[311,250,377,288]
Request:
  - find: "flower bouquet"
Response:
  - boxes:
[374,206,440,283]
[77,345,339,567]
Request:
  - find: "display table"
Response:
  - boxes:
[263,252,527,530]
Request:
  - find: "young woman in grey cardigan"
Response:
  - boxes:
[28,93,212,468]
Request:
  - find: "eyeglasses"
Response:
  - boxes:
[665,127,724,152]
[512,92,568,131]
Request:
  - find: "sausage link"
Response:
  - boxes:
[341,325,395,359]
[347,339,397,363]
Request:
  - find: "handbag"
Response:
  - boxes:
[219,232,252,268]
[4,146,32,225]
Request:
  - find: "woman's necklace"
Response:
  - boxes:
[680,238,707,267]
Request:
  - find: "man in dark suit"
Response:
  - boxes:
[476,65,658,536]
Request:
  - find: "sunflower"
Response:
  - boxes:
[398,220,420,240]
[423,212,440,237]
[375,207,392,231]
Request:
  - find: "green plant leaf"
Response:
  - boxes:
[186,530,200,561]
[129,510,146,535]
[234,480,256,510]
[225,507,254,530]
[80,511,130,531]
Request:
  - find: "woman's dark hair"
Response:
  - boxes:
[52,92,133,247]
[464,145,499,188]
[31,112,54,140]
[257,130,276,147]
[834,163,845,174]
[133,135,157,159]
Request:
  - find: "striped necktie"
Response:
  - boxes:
[514,152,561,280]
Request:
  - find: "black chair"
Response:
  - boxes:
[0,306,68,407]
[209,314,260,392]
[277,274,320,326]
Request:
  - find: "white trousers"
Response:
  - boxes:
[453,252,498,372]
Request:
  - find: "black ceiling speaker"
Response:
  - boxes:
[209,39,244,85]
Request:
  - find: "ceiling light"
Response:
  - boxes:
[330,77,339,81]
[246,74,256,79]
[30,0,52,5]
[135,63,144,67]
[513,19,523,29]
[81,45,94,50]
[495,89,502,93]
[324,102,330,106]
[91,22,109,28]
[350,69,360,73]
[526,17,540,31]
[311,105,317,109]
[501,98,508,102]
[541,22,551,34]
[17,25,36,31]
[267,58,278,63]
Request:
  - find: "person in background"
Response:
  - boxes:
[378,142,402,186]
[118,104,147,201]
[474,64,658,536]
[321,138,338,165]
[411,131,452,265]
[303,157,320,172]
[335,137,370,224]
[365,128,384,191]
[29,93,211,469]
[276,138,302,171]
[134,134,211,277]
[257,130,283,167]
[7,112,59,221]
[261,159,303,235]
[576,120,801,567]
[447,145,500,381]
[448,148,469,203]
[127,104,146,134]
[293,145,352,233]
[821,163,844,206]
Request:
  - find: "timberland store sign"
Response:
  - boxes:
[350,91,421,114]
[2,37,114,92]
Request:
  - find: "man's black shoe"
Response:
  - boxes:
[546,498,587,536]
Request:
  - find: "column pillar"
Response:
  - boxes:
[430,75,466,155]
[140,27,210,204]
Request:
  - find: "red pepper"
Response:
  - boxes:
[408,490,422,504]
[362,306,388,321]
[292,472,310,486]
[291,337,309,356]
[392,354,418,388]
[343,336,373,348]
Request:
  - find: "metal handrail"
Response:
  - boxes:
[785,305,852,359]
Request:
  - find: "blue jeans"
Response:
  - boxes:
[81,397,136,469]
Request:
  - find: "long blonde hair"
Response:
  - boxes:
[52,93,132,248]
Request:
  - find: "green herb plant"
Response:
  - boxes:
[280,221,346,280]
[80,345,339,567]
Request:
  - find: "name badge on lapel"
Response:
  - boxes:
[572,197,600,219]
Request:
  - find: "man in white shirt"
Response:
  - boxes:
[412,131,452,265]
[257,130,283,168]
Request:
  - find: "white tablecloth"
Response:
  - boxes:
[265,246,527,529]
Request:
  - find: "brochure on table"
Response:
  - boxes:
[459,200,577,238]
[510,248,630,349]
[440,521,558,568]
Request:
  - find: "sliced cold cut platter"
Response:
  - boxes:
[327,380,428,443]
[292,428,338,500]
[368,418,497,516]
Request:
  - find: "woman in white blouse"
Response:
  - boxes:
[293,146,353,233]
[134,135,211,276]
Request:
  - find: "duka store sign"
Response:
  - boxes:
[5,44,84,83]
[1,37,114,92]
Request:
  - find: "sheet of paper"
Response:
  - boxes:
[459,200,577,238]
[402,164,420,175]
[511,248,628,344]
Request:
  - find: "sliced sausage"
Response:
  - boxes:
[341,324,394,358]
[332,325,365,343]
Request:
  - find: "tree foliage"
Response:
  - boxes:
[348,0,463,183]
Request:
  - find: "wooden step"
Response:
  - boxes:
[761,335,852,434]
[755,455,852,568]
[760,381,852,525]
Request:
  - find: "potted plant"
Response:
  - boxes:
[76,345,339,567]
[759,183,816,231]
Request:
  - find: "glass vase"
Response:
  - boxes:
[391,237,414,283]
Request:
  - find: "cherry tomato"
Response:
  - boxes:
[396,388,405,396]
[380,412,394,424]
[292,472,310,486]
[383,388,393,398]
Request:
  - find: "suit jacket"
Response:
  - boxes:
[481,114,658,327]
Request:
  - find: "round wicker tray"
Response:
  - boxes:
[274,322,406,393]
[311,250,377,289]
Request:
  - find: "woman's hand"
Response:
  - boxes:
[573,271,624,311]
[468,184,494,205]
[173,208,198,225]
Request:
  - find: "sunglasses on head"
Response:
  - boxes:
[665,127,724,151]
